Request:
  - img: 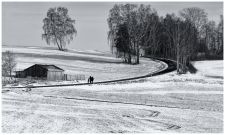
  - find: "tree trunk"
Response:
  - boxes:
[55,38,62,51]
[9,70,12,79]
[128,54,131,64]
[176,40,180,74]
[124,52,127,63]
[59,39,64,51]
[136,42,140,64]
[176,23,180,74]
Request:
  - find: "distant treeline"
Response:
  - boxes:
[107,4,223,74]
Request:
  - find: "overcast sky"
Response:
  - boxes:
[2,2,223,51]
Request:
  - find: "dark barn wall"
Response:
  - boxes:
[15,71,25,78]
[24,65,48,78]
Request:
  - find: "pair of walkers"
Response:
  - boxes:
[88,76,94,84]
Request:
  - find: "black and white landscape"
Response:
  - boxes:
[2,2,223,133]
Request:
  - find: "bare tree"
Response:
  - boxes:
[2,51,17,78]
[141,11,160,57]
[114,23,132,63]
[162,14,198,74]
[132,4,156,64]
[108,4,137,64]
[108,4,156,64]
[180,7,208,38]
[42,7,77,51]
[205,21,217,54]
[217,15,223,55]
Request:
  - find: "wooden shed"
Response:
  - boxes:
[16,64,64,81]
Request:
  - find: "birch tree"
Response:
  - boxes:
[108,4,156,64]
[2,51,17,78]
[42,7,77,51]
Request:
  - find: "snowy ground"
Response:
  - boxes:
[2,46,223,133]
[2,46,165,82]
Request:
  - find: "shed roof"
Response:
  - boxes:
[20,64,64,72]
[36,64,64,71]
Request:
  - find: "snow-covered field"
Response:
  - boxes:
[2,46,165,82]
[193,60,223,78]
[2,46,223,133]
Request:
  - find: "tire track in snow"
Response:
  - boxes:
[42,95,182,130]
[141,119,181,130]
[43,95,189,110]
[3,93,181,131]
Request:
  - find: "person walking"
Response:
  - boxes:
[92,76,94,84]
[88,76,91,84]
[90,76,93,84]
[88,76,95,84]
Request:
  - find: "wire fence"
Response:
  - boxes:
[63,74,85,81]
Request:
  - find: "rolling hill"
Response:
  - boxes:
[2,45,165,82]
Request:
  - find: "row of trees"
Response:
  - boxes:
[204,15,223,56]
[107,4,223,73]
[180,8,223,57]
[108,4,156,64]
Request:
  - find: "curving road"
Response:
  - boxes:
[3,57,176,89]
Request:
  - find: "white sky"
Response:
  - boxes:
[2,2,223,51]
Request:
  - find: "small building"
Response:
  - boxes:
[139,48,145,57]
[15,64,64,81]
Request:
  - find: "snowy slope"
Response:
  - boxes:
[2,46,165,82]
[2,46,223,133]
[193,60,223,78]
